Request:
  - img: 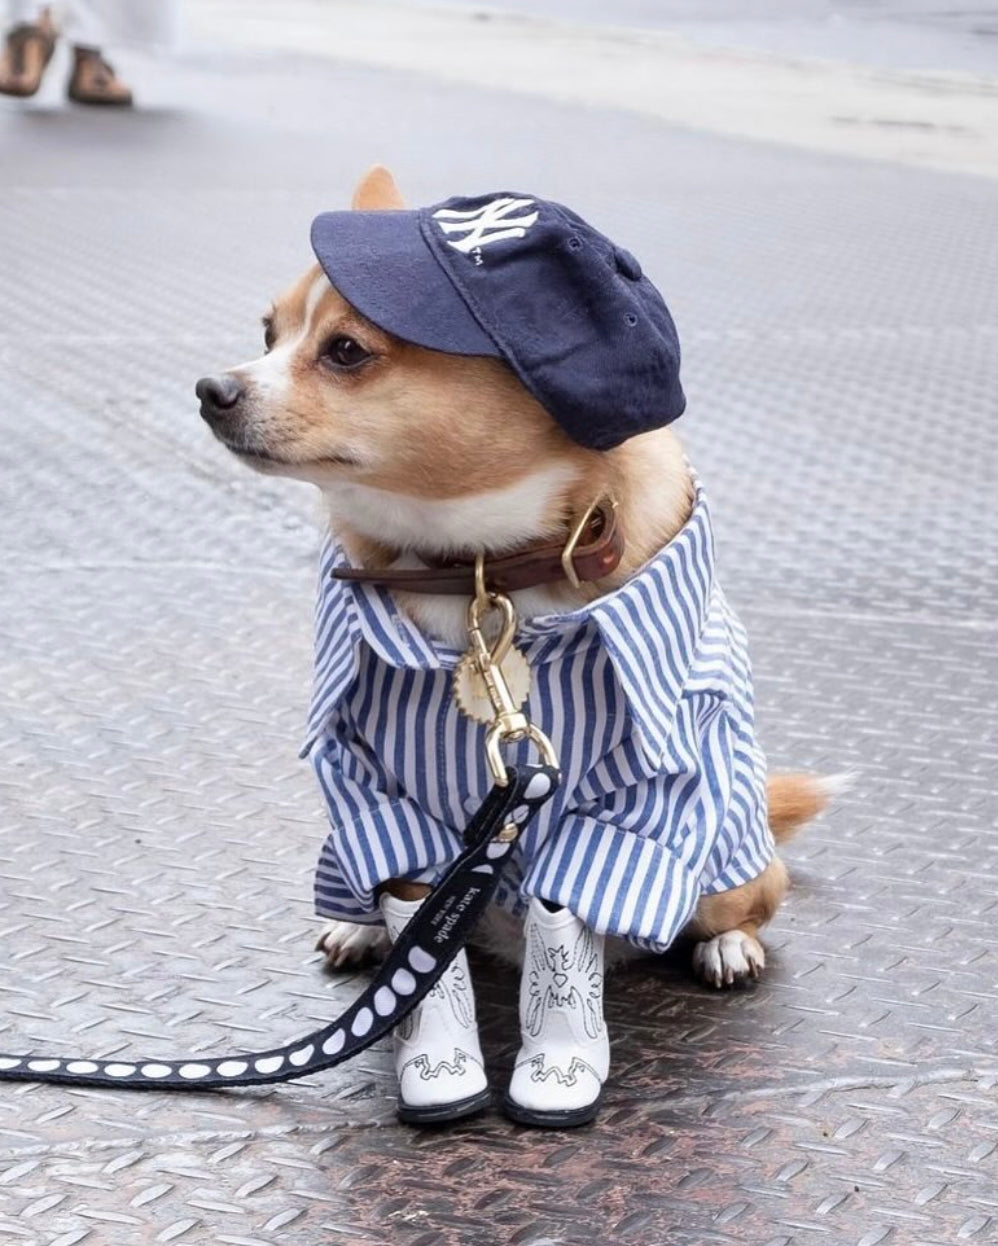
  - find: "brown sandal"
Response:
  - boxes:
[0,20,56,99]
[67,48,133,107]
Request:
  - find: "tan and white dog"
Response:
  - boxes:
[197,168,834,1127]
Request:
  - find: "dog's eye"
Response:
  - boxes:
[262,317,276,353]
[324,336,372,370]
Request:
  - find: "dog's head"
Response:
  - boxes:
[197,168,589,554]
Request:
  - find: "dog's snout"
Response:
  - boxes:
[196,374,244,423]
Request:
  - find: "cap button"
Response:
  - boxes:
[614,247,642,281]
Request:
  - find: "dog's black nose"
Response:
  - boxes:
[196,374,244,423]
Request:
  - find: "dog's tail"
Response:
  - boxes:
[767,772,850,843]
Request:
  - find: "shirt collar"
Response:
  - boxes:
[305,477,715,766]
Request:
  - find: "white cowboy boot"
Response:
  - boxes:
[505,898,610,1127]
[379,893,490,1124]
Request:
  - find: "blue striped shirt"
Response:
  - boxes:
[303,476,772,953]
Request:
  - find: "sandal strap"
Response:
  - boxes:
[7,22,55,76]
[76,52,118,80]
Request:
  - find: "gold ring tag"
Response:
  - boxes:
[453,646,531,725]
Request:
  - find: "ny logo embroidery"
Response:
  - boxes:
[433,197,539,256]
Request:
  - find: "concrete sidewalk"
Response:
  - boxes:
[189,0,998,178]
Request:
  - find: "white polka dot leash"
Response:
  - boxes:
[0,763,559,1091]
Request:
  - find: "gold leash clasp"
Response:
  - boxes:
[465,555,558,787]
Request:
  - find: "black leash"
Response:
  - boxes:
[0,762,559,1092]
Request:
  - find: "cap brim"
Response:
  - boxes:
[310,210,501,358]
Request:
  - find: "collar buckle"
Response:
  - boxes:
[561,495,617,589]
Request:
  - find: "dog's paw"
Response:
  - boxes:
[692,930,765,989]
[316,920,390,969]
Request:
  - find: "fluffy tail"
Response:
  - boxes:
[766,772,850,843]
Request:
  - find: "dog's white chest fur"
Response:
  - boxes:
[323,464,579,647]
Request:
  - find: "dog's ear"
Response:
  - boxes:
[352,166,405,211]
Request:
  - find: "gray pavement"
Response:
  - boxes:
[1,11,997,1246]
[419,0,998,76]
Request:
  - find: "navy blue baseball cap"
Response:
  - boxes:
[310,192,685,451]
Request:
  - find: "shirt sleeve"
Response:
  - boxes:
[310,737,464,922]
[520,763,732,953]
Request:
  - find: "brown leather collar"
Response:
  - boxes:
[333,501,624,596]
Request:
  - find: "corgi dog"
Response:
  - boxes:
[196,167,834,1128]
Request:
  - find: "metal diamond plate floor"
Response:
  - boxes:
[1,28,997,1246]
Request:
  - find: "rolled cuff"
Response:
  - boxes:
[521,813,705,953]
[314,797,462,922]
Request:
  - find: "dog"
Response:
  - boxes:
[196,167,835,1127]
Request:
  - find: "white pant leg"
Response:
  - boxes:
[6,1,105,45]
[8,1,178,48]
[8,0,48,25]
[60,1,105,48]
